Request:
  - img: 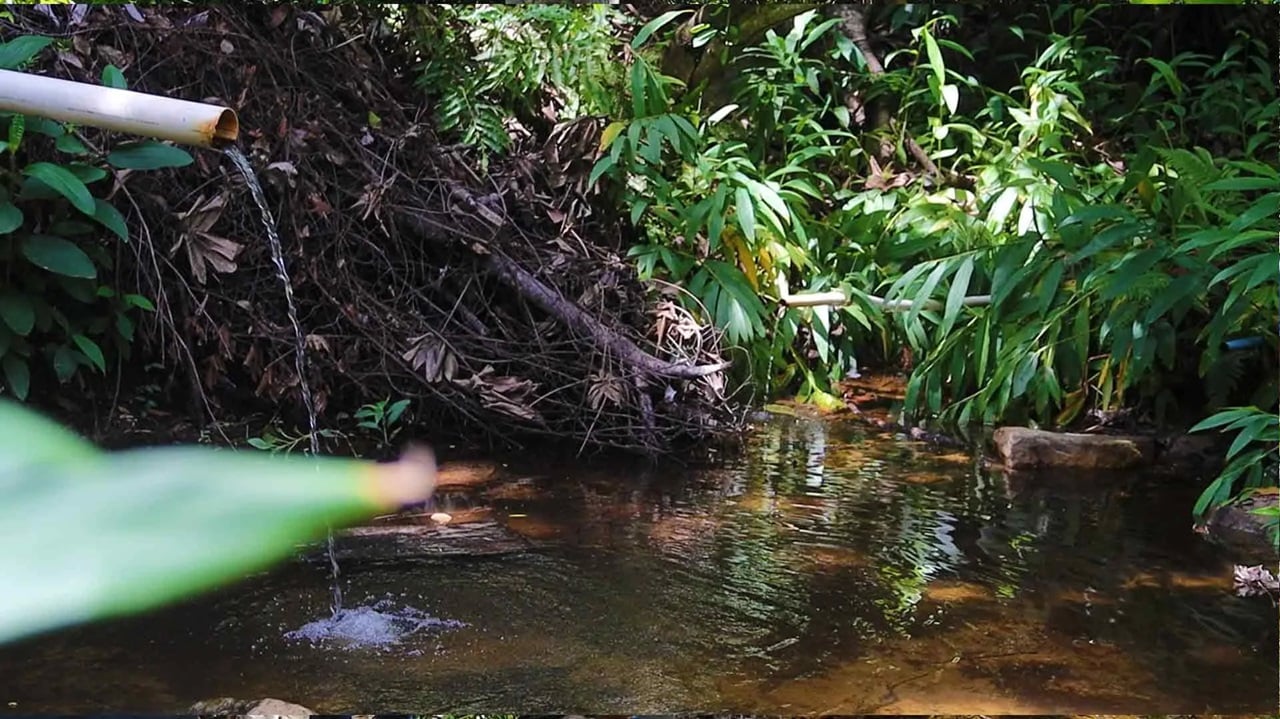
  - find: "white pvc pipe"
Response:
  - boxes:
[0,69,238,148]
[774,275,993,311]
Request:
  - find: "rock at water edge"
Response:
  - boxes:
[993,426,1155,469]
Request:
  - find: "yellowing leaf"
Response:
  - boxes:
[598,121,627,153]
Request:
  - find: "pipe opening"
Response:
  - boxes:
[211,108,239,148]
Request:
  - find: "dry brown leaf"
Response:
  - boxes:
[173,194,244,284]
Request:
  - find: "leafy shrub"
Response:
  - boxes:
[408,4,628,157]
[592,6,1277,519]
[0,35,196,400]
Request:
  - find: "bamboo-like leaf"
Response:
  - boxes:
[939,256,974,338]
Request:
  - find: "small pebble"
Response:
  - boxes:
[430,512,452,524]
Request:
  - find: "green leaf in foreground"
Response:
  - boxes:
[91,198,129,242]
[107,140,195,170]
[21,234,97,278]
[0,400,439,645]
[22,162,95,215]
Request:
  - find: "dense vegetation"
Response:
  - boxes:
[398,4,1279,531]
[1,4,1276,533]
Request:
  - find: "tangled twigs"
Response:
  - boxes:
[404,203,730,382]
[9,3,740,455]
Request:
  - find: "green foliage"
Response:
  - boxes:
[599,11,864,393]
[589,6,1277,519]
[1189,407,1279,536]
[0,35,195,400]
[0,399,436,645]
[247,397,412,452]
[409,4,628,158]
[354,397,412,445]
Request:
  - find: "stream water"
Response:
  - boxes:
[0,415,1274,714]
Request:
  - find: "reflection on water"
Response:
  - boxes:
[0,415,1274,714]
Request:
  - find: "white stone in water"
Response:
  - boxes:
[431,512,452,524]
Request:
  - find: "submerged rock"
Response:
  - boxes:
[992,426,1155,469]
[1200,488,1279,562]
[190,697,313,717]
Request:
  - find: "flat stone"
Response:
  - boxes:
[436,459,501,490]
[190,698,313,717]
[993,426,1155,469]
[315,520,532,562]
[246,699,313,717]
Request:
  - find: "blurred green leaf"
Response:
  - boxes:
[0,400,439,645]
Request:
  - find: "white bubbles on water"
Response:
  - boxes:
[284,599,465,651]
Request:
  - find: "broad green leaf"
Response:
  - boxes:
[939,256,974,338]
[0,201,22,234]
[54,134,89,156]
[2,355,29,400]
[629,61,647,118]
[1202,177,1280,192]
[101,64,127,89]
[940,84,959,115]
[22,162,95,215]
[1069,222,1145,263]
[0,400,440,644]
[923,28,945,88]
[90,199,128,241]
[0,293,34,336]
[1227,192,1280,233]
[632,10,691,49]
[0,35,53,70]
[1226,417,1275,461]
[52,345,78,383]
[106,141,194,171]
[588,155,617,190]
[734,186,756,242]
[745,179,790,226]
[67,163,108,184]
[22,116,63,139]
[987,186,1019,228]
[1143,58,1183,97]
[71,334,105,373]
[123,294,155,311]
[21,235,97,279]
[1190,407,1257,433]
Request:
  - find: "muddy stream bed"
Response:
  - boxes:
[1,415,1275,714]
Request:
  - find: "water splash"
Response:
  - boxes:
[284,599,466,651]
[223,146,342,614]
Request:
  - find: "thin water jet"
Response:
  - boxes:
[223,146,343,615]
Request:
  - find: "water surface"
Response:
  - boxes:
[1,416,1274,714]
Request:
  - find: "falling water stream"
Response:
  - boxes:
[223,147,342,614]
